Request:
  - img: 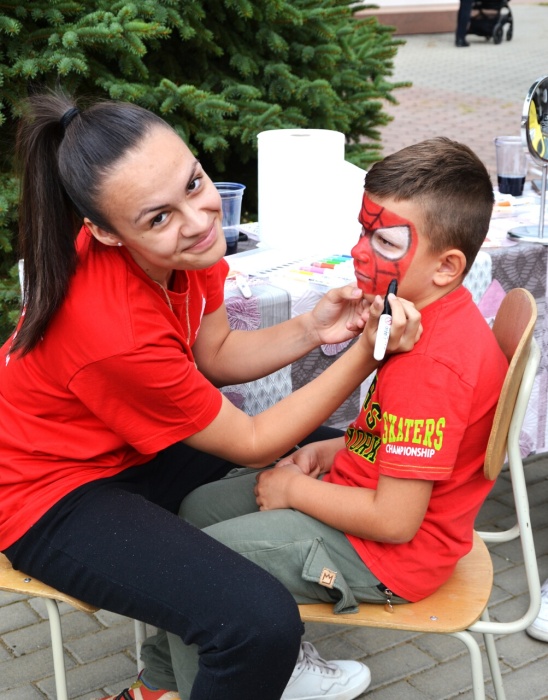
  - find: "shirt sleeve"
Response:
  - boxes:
[68,342,223,454]
[203,259,229,315]
[67,260,229,454]
[377,354,474,480]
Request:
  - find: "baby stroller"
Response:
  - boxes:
[468,0,513,44]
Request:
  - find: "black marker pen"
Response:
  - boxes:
[373,279,398,361]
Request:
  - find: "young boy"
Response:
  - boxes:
[115,137,508,700]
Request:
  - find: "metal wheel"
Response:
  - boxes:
[506,23,513,41]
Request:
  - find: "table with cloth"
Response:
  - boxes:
[224,196,548,457]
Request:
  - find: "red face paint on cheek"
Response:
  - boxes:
[352,195,419,295]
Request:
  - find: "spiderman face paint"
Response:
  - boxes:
[351,195,419,296]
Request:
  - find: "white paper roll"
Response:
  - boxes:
[258,129,365,255]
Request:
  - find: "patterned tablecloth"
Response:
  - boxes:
[487,242,548,456]
[224,201,548,456]
[485,195,548,456]
[223,279,292,415]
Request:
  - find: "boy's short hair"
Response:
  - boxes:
[364,137,494,274]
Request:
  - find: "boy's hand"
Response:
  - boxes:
[277,438,342,478]
[254,462,305,511]
[276,452,321,479]
[307,284,371,345]
[362,293,422,357]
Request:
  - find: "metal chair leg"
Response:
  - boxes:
[480,609,506,700]
[451,630,487,700]
[44,598,69,700]
[134,620,147,673]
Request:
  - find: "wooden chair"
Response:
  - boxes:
[0,555,98,700]
[0,554,148,699]
[298,288,542,700]
[0,288,540,699]
[0,261,148,698]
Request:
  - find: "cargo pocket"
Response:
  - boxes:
[301,538,359,614]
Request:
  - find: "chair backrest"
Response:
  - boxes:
[484,288,537,481]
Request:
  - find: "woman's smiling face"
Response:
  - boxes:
[86,125,226,286]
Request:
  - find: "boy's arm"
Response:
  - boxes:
[254,468,433,544]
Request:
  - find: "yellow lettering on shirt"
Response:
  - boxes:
[423,418,435,447]
[395,417,404,442]
[345,427,382,463]
[404,418,414,442]
[348,373,445,464]
[412,419,424,444]
[382,413,445,451]
[434,417,445,449]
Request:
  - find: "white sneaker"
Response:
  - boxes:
[526,578,548,642]
[282,641,371,700]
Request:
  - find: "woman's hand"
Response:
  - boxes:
[361,293,422,358]
[307,284,371,345]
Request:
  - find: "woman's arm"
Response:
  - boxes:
[184,295,421,467]
[193,284,371,387]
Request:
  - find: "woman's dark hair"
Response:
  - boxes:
[13,89,169,355]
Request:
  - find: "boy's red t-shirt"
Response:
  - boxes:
[325,286,508,602]
[0,228,228,549]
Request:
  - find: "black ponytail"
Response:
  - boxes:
[14,90,79,355]
[12,88,168,355]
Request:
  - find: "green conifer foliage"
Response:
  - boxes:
[0,0,405,340]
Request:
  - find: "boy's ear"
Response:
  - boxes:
[433,249,467,288]
[84,217,121,247]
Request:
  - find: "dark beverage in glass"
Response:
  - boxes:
[225,240,238,255]
[498,175,525,196]
[224,226,239,255]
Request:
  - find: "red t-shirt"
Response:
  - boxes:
[325,286,508,602]
[0,228,228,549]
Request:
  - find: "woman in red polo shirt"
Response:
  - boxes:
[0,89,419,700]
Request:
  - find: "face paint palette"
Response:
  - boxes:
[300,256,356,291]
[265,255,355,291]
[226,248,355,291]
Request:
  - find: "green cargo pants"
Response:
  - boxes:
[141,468,407,694]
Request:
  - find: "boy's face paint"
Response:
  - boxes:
[351,195,419,296]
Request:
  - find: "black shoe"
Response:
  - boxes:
[455,38,470,47]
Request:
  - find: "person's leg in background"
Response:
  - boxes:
[3,444,303,700]
[456,0,473,47]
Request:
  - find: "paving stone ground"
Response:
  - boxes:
[374,0,548,181]
[2,454,547,699]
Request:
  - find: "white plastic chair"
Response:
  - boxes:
[298,288,541,700]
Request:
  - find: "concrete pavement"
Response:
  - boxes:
[1,2,548,698]
[375,0,548,179]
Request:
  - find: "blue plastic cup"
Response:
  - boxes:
[214,182,246,255]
